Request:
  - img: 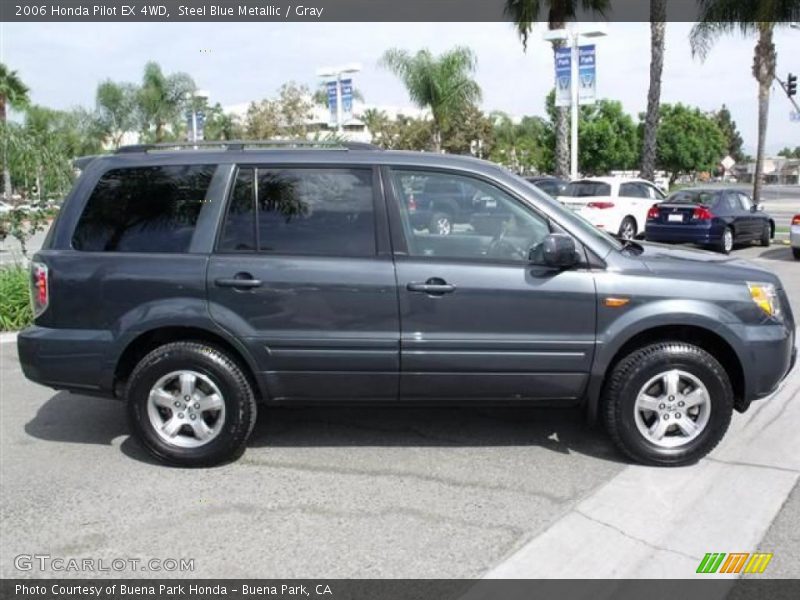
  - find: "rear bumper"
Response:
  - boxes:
[790,224,800,249]
[17,326,116,396]
[644,222,720,244]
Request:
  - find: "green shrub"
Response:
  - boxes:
[0,265,33,331]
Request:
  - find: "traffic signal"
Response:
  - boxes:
[788,73,797,98]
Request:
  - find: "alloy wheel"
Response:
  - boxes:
[633,369,711,448]
[146,370,225,448]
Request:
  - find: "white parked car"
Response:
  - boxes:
[791,214,800,260]
[0,200,12,214]
[557,177,666,240]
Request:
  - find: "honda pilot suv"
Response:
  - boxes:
[18,142,796,467]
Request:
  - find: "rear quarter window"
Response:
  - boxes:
[72,165,216,252]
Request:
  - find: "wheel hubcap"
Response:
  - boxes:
[633,369,711,448]
[620,221,635,240]
[724,231,733,252]
[147,370,225,448]
[436,218,451,235]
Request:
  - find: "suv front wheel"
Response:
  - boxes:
[603,342,733,466]
[127,342,257,467]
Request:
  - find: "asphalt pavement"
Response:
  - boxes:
[0,244,797,580]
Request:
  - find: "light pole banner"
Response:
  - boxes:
[326,80,338,126]
[578,44,597,105]
[341,78,354,122]
[554,47,571,108]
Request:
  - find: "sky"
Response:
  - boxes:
[2,21,799,155]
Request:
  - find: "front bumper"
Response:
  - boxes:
[735,321,796,402]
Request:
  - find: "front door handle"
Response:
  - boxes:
[407,278,456,295]
[215,274,263,289]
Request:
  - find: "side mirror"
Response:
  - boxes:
[529,233,579,269]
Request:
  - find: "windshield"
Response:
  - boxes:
[507,173,622,252]
[564,181,612,197]
[667,190,718,206]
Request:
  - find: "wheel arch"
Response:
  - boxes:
[114,326,264,402]
[586,323,746,422]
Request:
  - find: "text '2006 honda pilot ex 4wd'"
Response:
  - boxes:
[18,141,796,467]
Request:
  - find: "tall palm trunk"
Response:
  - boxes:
[640,1,666,181]
[552,39,570,179]
[752,24,775,205]
[1,97,10,201]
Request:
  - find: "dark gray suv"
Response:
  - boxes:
[18,142,796,467]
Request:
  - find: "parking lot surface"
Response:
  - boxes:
[0,244,797,579]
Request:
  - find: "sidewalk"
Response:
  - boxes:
[484,336,800,579]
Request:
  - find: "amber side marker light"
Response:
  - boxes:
[604,297,630,308]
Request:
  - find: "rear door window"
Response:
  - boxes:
[72,165,216,252]
[217,167,377,257]
[619,183,649,198]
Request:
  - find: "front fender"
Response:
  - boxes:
[585,298,747,421]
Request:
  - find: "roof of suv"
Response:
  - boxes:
[77,141,510,176]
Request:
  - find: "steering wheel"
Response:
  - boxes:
[486,226,528,260]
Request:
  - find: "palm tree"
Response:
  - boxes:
[504,0,609,178]
[137,61,195,142]
[640,0,666,182]
[691,1,799,204]
[379,47,482,152]
[1,63,31,200]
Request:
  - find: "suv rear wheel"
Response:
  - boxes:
[603,342,733,466]
[429,212,453,236]
[126,342,257,467]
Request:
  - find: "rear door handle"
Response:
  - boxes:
[407,280,456,295]
[215,275,262,289]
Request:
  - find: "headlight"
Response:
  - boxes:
[747,282,782,321]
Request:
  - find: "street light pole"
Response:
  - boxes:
[570,33,580,180]
[336,73,343,134]
[544,25,606,180]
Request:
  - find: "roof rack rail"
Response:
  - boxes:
[114,140,381,154]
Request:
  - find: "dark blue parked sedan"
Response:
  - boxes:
[645,188,774,254]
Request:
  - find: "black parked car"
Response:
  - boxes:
[525,176,568,199]
[18,142,796,467]
[645,188,774,254]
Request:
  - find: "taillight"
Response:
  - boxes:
[647,204,660,220]
[587,201,615,209]
[408,194,417,213]
[692,206,714,221]
[30,261,49,317]
[792,214,800,226]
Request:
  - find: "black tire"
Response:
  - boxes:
[760,222,771,247]
[718,226,734,254]
[603,342,733,466]
[429,211,453,236]
[793,247,800,260]
[126,342,257,467]
[618,216,637,241]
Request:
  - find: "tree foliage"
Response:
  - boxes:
[655,103,726,182]
[379,47,481,151]
[95,80,139,148]
[578,100,639,175]
[137,61,196,142]
[243,82,314,140]
[713,104,746,163]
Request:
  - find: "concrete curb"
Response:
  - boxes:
[0,332,18,344]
